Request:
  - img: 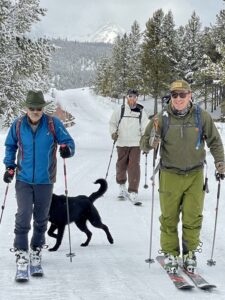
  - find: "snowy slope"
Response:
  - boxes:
[0,88,225,299]
[88,23,125,44]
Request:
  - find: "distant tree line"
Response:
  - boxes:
[50,39,112,90]
[94,8,225,114]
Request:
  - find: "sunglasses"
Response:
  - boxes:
[28,107,43,112]
[171,92,189,99]
[128,94,137,99]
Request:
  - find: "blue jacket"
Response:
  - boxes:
[4,113,75,184]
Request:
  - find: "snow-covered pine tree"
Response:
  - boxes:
[213,9,225,44]
[110,34,130,98]
[141,9,172,113]
[94,57,113,97]
[194,8,225,109]
[176,11,203,86]
[126,21,142,93]
[0,0,53,127]
[161,10,178,84]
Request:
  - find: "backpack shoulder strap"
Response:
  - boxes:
[193,104,202,150]
[139,109,142,125]
[46,115,57,142]
[120,97,125,120]
[116,97,125,131]
[16,116,24,159]
[161,105,170,141]
[136,103,143,122]
[120,104,125,119]
[16,116,24,146]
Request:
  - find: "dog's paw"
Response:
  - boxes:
[108,235,114,244]
[80,242,88,247]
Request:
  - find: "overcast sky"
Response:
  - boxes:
[34,0,224,39]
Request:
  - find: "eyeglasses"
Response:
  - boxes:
[128,94,137,99]
[171,92,189,99]
[28,107,43,112]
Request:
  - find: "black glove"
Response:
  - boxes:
[215,172,225,180]
[3,167,15,183]
[59,144,71,158]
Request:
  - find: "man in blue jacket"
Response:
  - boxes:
[3,90,75,280]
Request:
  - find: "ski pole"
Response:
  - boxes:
[0,184,9,224]
[143,153,148,189]
[207,172,222,266]
[145,148,157,266]
[145,117,159,266]
[105,96,125,180]
[105,140,116,180]
[63,157,75,262]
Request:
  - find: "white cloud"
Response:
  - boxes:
[34,0,224,39]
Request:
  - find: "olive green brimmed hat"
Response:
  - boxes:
[22,90,51,108]
[170,80,191,92]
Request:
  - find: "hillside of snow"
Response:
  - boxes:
[88,23,125,44]
[0,88,225,299]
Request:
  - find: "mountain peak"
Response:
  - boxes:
[88,23,125,44]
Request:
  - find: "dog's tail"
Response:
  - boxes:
[89,178,108,202]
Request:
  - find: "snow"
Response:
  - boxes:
[88,23,126,44]
[0,87,225,299]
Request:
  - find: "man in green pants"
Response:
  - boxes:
[140,79,225,274]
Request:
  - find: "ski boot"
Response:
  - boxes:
[183,251,197,274]
[30,247,43,277]
[164,254,179,274]
[118,184,128,200]
[15,249,29,282]
[128,192,142,206]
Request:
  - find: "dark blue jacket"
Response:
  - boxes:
[4,114,75,184]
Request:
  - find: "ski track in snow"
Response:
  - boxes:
[0,88,225,299]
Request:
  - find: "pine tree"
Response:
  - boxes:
[161,10,178,82]
[176,11,203,86]
[213,9,225,44]
[0,0,53,127]
[141,9,172,113]
[110,34,130,97]
[126,21,142,92]
[94,58,113,97]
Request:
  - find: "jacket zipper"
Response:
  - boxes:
[32,132,36,183]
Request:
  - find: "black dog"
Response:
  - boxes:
[47,178,113,251]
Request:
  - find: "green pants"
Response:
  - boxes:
[159,169,205,256]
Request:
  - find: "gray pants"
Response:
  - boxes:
[14,180,53,250]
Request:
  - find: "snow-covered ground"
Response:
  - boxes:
[0,88,225,300]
